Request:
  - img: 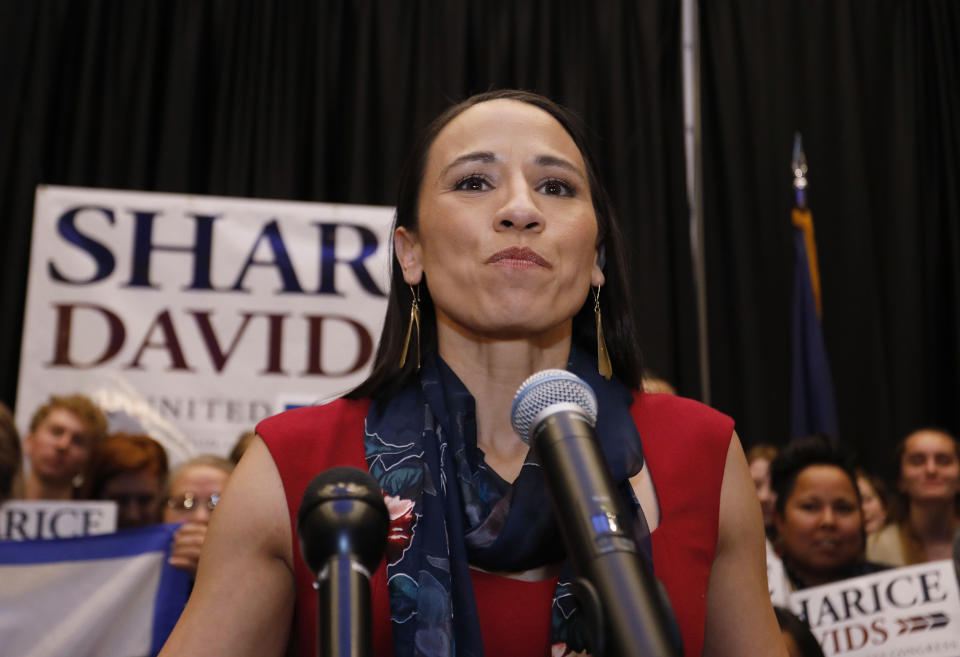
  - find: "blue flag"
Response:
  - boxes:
[0,523,191,657]
[790,209,839,438]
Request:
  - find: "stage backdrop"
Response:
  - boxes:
[15,186,393,459]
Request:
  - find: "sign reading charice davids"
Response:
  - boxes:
[16,186,393,459]
[789,561,960,657]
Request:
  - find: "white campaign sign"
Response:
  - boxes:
[16,186,394,460]
[767,538,792,607]
[0,500,117,540]
[789,561,960,657]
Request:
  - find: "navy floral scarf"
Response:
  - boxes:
[363,346,650,657]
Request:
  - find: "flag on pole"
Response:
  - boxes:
[0,523,191,657]
[790,134,839,438]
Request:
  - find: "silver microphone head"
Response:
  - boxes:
[510,369,598,443]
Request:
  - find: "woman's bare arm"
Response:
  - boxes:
[703,432,788,657]
[160,437,295,657]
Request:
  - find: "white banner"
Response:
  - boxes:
[0,524,191,657]
[789,561,960,657]
[0,500,117,540]
[16,186,394,460]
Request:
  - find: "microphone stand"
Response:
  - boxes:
[315,553,374,657]
[534,411,682,657]
[297,467,389,657]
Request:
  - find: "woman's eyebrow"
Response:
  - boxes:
[438,151,587,184]
[535,155,587,183]
[439,151,497,178]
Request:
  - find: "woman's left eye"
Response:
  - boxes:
[538,178,575,197]
[453,174,491,192]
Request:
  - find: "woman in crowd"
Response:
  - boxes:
[867,428,960,566]
[164,454,234,575]
[160,90,786,657]
[0,402,21,503]
[856,470,890,535]
[747,443,778,536]
[771,435,887,590]
[90,432,168,530]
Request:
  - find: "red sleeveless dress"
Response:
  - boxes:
[258,392,732,657]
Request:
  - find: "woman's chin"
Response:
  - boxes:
[439,307,575,343]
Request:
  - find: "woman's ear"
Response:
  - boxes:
[394,227,423,285]
[591,262,606,288]
[591,245,606,288]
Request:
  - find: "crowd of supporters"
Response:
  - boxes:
[2,389,958,657]
[746,429,960,657]
[0,394,251,579]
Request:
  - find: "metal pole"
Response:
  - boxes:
[681,0,710,404]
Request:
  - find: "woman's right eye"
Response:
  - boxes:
[453,175,490,192]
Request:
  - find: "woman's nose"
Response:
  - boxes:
[493,180,543,232]
[819,507,837,527]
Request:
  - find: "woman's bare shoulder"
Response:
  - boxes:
[159,437,294,657]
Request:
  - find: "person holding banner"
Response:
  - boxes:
[160,90,787,657]
[163,455,234,575]
[770,434,888,590]
[0,402,21,503]
[90,432,168,530]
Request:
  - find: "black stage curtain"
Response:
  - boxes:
[0,2,697,409]
[3,3,957,471]
[700,1,960,476]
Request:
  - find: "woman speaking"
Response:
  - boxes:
[160,90,786,657]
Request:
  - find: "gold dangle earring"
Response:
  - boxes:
[399,284,421,370]
[594,286,613,380]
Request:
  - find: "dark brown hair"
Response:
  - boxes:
[348,89,642,399]
[770,434,861,516]
[746,443,779,466]
[0,402,20,503]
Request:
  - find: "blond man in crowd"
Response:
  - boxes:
[22,394,107,500]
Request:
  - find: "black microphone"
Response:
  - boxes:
[297,466,389,657]
[511,370,681,657]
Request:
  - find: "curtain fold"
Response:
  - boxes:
[700,0,960,475]
[0,0,694,409]
[5,1,956,466]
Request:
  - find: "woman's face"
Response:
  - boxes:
[163,464,230,524]
[857,476,887,534]
[396,99,604,342]
[100,470,164,530]
[774,465,864,580]
[899,430,960,505]
[749,457,776,527]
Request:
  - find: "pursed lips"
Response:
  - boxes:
[485,246,551,268]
